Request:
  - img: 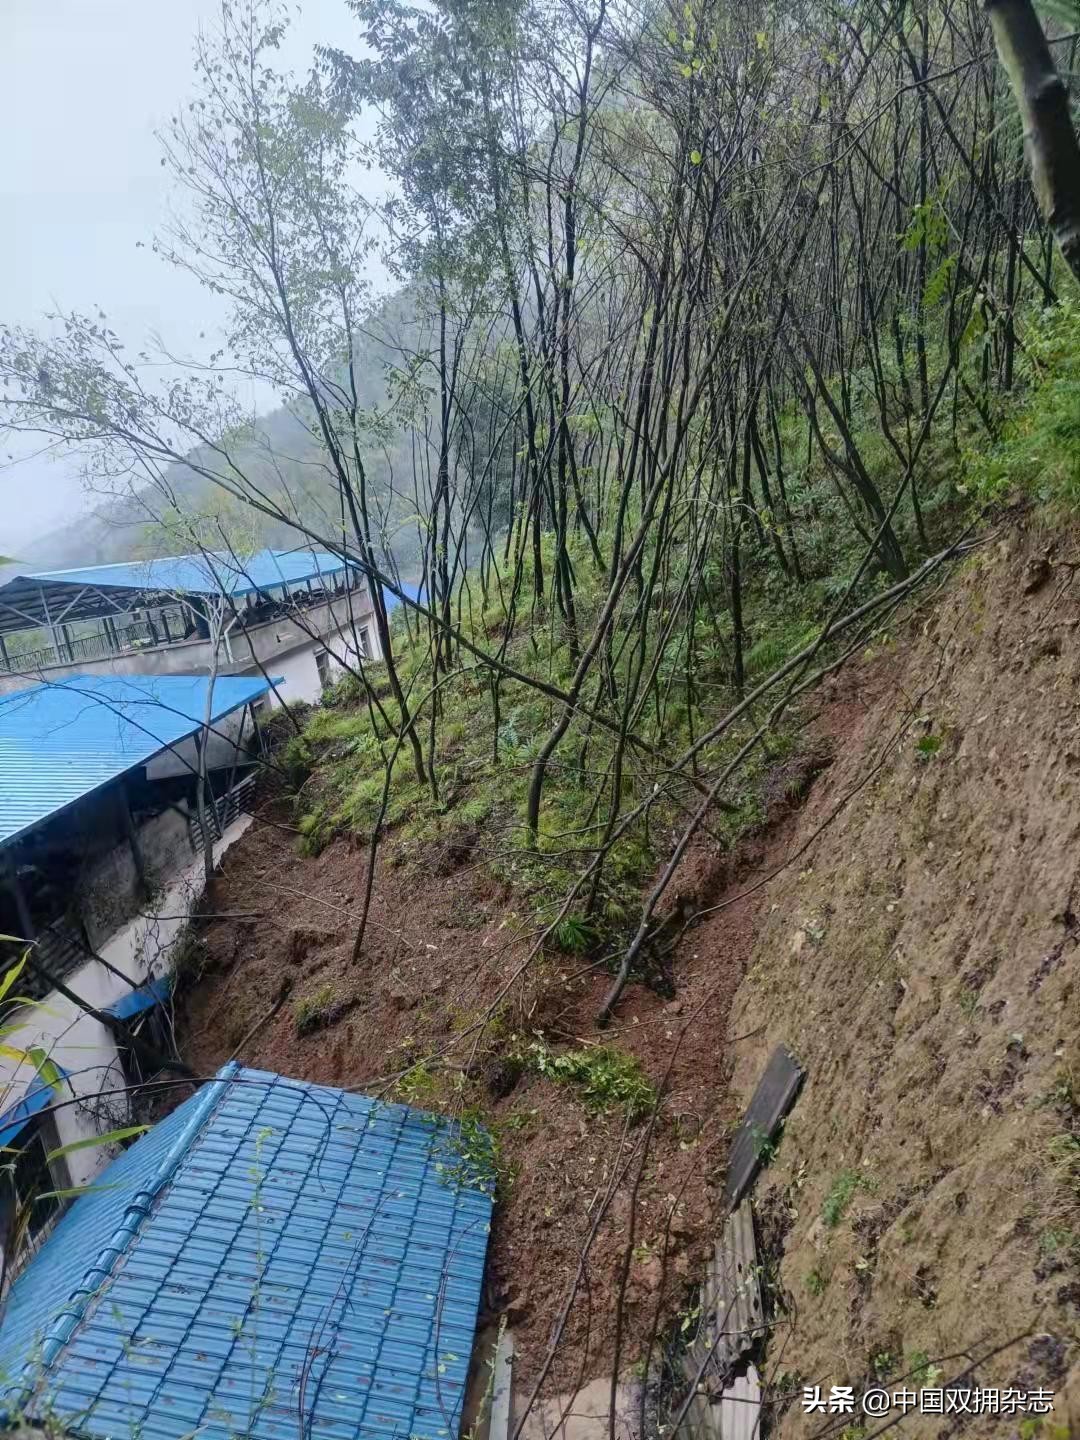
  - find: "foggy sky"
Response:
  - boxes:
[1,0,377,557]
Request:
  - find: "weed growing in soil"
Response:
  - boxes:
[521,1038,656,1121]
[871,1349,900,1380]
[1048,1133,1080,1194]
[822,1168,874,1227]
[805,1267,828,1297]
[292,983,338,1035]
[552,915,595,954]
[1039,1227,1080,1261]
[957,987,979,1019]
[433,1112,501,1194]
[908,1350,943,1387]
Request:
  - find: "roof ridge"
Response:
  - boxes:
[10,1063,241,1410]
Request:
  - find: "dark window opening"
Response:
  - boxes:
[119,1007,172,1091]
[0,1110,70,1274]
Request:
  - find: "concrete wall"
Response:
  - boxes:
[0,816,252,1204]
[76,806,196,950]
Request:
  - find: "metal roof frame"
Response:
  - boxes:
[0,548,352,639]
[0,1064,493,1440]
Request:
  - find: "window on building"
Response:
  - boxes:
[356,626,370,659]
[314,649,331,689]
[0,1110,70,1266]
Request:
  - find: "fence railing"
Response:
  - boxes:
[188,772,257,852]
[0,581,369,674]
[1,620,160,675]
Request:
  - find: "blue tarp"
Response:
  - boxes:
[0,1072,67,1149]
[102,974,172,1022]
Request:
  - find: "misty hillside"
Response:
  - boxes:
[16,285,432,574]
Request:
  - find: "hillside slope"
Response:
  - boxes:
[170,506,1080,1432]
[717,510,1080,1434]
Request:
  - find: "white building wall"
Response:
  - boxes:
[0,816,252,1194]
[262,643,323,707]
[243,617,380,709]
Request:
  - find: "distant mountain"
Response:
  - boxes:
[10,284,439,576]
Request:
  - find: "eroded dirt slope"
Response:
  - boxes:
[177,794,745,1389]
[716,513,1080,1435]
[176,509,1079,1427]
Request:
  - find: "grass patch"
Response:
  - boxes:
[521,1037,656,1122]
[805,1266,829,1297]
[822,1168,874,1227]
[292,982,341,1035]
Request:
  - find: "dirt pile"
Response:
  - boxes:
[713,512,1080,1435]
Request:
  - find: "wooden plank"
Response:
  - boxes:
[722,1045,804,1210]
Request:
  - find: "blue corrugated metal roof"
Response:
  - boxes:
[0,1065,492,1440]
[20,548,351,599]
[0,673,272,847]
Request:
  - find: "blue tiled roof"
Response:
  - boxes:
[0,1065,492,1440]
[0,673,272,846]
[19,549,352,599]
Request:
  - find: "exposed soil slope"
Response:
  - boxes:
[177,509,1080,1430]
[714,512,1080,1435]
[178,803,753,1389]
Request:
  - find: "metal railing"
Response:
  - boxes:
[2,620,160,675]
[188,772,257,851]
[0,581,369,674]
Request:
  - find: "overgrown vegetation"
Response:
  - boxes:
[7,0,1080,1029]
[520,1037,657,1122]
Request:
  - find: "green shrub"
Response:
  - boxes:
[966,297,1080,508]
[822,1168,874,1227]
[524,1039,656,1122]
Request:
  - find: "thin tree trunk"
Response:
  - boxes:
[985,0,1080,281]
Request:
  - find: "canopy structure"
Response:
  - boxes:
[102,974,173,1021]
[0,1070,68,1149]
[0,548,353,638]
[0,673,273,848]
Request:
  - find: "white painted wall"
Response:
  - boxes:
[0,816,252,1196]
[145,704,250,781]
[244,618,379,709]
